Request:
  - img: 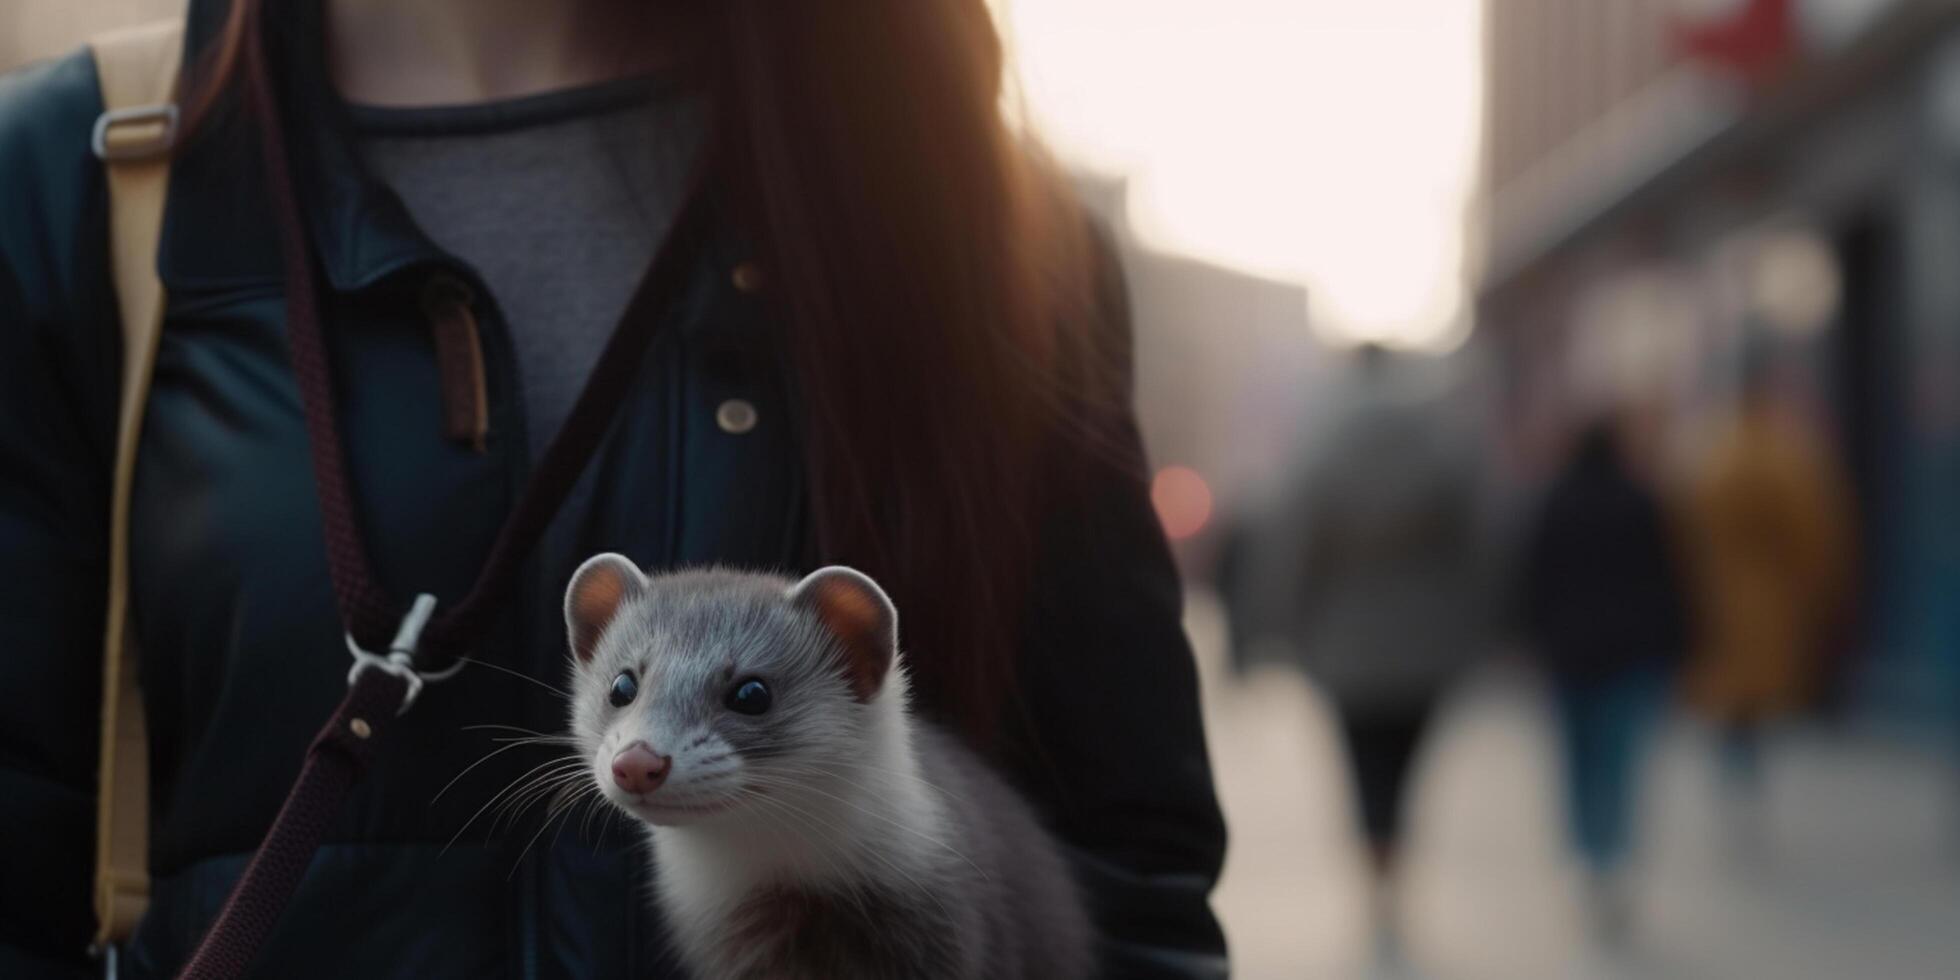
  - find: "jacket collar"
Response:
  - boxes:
[158,0,744,345]
[160,0,445,294]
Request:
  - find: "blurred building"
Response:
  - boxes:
[1484,1,1681,206]
[1477,0,1960,716]
[1075,175,1321,561]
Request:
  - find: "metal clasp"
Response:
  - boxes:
[91,104,179,162]
[88,941,119,980]
[345,594,462,714]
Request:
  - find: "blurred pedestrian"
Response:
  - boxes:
[1251,344,1490,962]
[1683,345,1856,853]
[1211,511,1263,677]
[1520,414,1690,944]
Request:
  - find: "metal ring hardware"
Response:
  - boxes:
[91,104,179,163]
[344,594,460,715]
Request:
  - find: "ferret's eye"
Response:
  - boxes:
[724,678,772,715]
[609,670,638,708]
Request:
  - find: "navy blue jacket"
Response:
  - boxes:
[0,6,1227,977]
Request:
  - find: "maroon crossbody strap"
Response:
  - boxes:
[245,27,713,668]
[175,22,714,980]
[175,670,407,979]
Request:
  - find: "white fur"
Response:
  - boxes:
[637,665,949,953]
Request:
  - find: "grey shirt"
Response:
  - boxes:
[352,77,704,457]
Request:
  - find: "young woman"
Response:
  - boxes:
[0,1,1228,976]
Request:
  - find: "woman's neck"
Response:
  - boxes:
[327,0,667,107]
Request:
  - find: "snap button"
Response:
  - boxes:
[716,399,759,435]
[349,718,372,739]
[731,262,764,293]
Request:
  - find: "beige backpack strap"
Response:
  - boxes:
[88,18,183,951]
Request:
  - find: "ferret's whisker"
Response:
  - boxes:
[792,761,971,805]
[433,737,561,806]
[761,758,972,810]
[743,769,981,875]
[489,767,588,835]
[718,742,971,803]
[743,773,975,886]
[443,756,584,854]
[449,655,574,700]
[578,789,608,841]
[508,784,586,879]
[462,722,549,736]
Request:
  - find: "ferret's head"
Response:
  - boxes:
[563,557,903,827]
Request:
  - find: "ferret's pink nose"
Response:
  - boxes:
[611,742,672,795]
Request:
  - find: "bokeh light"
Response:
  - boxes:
[1151,465,1214,541]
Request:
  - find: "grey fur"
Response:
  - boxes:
[564,559,1094,979]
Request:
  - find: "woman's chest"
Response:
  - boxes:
[123,271,808,848]
[132,269,805,606]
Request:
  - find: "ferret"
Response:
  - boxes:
[563,556,1094,979]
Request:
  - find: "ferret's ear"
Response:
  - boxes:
[565,553,645,663]
[788,566,897,701]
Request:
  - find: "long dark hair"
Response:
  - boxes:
[184,0,1119,745]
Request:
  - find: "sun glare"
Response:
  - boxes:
[996,0,1483,349]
